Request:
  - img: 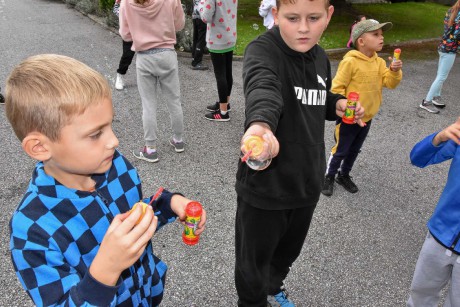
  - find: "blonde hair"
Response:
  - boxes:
[448,0,460,27]
[276,0,330,10]
[5,54,111,141]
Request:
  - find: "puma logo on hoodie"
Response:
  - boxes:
[294,86,327,106]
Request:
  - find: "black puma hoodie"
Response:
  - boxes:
[235,26,344,210]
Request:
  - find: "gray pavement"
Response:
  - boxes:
[1,0,459,306]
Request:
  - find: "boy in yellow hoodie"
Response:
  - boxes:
[322,19,403,196]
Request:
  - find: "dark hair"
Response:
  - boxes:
[349,15,367,34]
[355,15,366,22]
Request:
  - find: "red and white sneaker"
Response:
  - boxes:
[205,110,230,122]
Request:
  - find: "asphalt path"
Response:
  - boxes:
[1,0,459,306]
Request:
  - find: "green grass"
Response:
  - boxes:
[235,1,448,55]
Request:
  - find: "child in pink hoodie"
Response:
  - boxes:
[119,0,186,162]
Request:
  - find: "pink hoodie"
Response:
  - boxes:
[119,0,185,51]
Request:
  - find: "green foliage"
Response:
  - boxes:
[99,0,115,11]
[235,1,448,55]
[182,0,193,15]
[69,0,448,56]
[351,2,446,42]
[234,0,268,55]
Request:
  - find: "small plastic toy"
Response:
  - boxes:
[182,201,203,245]
[129,202,148,225]
[129,187,164,225]
[241,135,272,171]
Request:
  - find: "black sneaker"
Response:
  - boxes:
[205,110,230,122]
[321,175,335,197]
[0,92,4,104]
[336,172,358,193]
[206,102,231,112]
[191,63,209,70]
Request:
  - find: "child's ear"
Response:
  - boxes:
[326,5,334,25]
[22,132,52,162]
[272,7,278,25]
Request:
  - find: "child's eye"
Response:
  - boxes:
[309,16,319,22]
[89,131,102,139]
[287,16,298,22]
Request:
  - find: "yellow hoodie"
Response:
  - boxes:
[331,50,402,123]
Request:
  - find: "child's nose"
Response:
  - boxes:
[299,19,309,32]
[107,131,119,149]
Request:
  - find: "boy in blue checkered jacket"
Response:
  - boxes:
[5,54,206,307]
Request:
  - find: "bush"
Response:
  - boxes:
[99,0,115,11]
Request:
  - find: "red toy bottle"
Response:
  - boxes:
[342,92,359,124]
[182,201,203,245]
[393,48,401,62]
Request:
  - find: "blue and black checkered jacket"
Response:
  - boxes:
[10,150,177,306]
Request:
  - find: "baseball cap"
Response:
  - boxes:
[351,19,393,47]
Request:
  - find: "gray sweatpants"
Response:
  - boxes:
[136,49,184,148]
[407,232,460,307]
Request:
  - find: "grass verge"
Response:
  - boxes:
[235,2,447,55]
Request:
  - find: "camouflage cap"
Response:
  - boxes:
[351,19,393,47]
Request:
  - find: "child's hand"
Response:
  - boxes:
[89,204,158,286]
[336,99,366,127]
[171,195,207,236]
[389,58,402,72]
[433,117,460,146]
[241,122,280,158]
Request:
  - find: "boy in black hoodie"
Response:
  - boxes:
[234,0,365,305]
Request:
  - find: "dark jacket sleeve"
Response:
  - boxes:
[144,190,178,230]
[325,58,344,121]
[243,39,284,132]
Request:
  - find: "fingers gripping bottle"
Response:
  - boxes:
[393,48,401,62]
[182,201,203,245]
[342,92,359,124]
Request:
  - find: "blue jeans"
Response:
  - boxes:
[425,51,456,101]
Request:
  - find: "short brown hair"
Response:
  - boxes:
[276,0,331,10]
[5,54,111,141]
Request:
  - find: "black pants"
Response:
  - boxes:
[210,51,233,103]
[326,119,372,176]
[117,40,135,75]
[235,197,316,307]
[192,18,207,66]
